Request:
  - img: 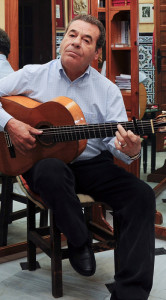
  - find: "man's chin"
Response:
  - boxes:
[63,56,81,68]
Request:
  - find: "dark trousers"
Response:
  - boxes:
[23,151,156,300]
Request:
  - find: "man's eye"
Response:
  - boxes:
[84,39,90,44]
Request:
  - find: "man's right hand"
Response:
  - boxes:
[5,118,43,155]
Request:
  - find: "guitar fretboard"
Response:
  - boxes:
[40,119,158,143]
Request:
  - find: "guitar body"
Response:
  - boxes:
[1,96,166,176]
[0,96,87,176]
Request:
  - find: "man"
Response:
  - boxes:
[0,28,14,79]
[0,15,155,300]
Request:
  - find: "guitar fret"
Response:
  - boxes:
[93,125,97,138]
[140,120,144,135]
[76,126,87,140]
[68,127,74,141]
[80,127,86,140]
[132,121,136,134]
[64,125,69,141]
[59,128,63,142]
[109,124,114,137]
[97,124,105,138]
[98,125,102,138]
[72,129,77,141]
[90,125,95,138]
[104,124,108,137]
[78,126,81,140]
[77,126,83,140]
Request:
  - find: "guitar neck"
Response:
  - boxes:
[48,119,156,143]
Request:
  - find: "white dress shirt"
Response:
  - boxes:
[0,58,133,164]
[0,54,14,80]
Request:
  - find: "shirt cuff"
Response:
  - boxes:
[0,110,13,130]
[128,152,141,161]
[120,151,141,165]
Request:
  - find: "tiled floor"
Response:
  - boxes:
[0,147,166,299]
[0,237,166,300]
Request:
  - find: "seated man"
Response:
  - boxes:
[0,14,155,300]
[0,28,14,79]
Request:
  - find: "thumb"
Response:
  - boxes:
[29,126,43,135]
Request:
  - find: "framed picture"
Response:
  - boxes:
[69,0,90,20]
[56,0,66,30]
[139,4,154,24]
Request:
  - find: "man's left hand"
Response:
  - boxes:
[114,124,141,157]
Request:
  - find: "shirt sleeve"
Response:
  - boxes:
[0,68,30,130]
[102,83,134,165]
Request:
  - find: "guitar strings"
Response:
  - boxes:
[39,120,165,136]
[4,120,166,142]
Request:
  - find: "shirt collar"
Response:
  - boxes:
[58,57,90,82]
[0,54,7,61]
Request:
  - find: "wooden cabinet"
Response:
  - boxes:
[91,1,140,177]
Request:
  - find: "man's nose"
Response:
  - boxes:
[72,36,81,47]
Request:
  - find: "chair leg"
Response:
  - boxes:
[40,209,48,227]
[50,210,63,298]
[0,176,13,246]
[113,212,120,275]
[27,199,37,271]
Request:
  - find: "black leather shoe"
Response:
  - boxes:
[68,240,96,276]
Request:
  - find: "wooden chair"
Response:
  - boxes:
[0,173,48,246]
[139,83,157,174]
[0,174,28,246]
[17,175,119,298]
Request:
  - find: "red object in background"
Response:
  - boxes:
[56,0,65,30]
[112,0,130,5]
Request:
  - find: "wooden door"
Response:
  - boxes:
[154,0,166,107]
[154,0,166,151]
[5,0,56,70]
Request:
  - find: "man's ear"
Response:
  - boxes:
[94,47,102,61]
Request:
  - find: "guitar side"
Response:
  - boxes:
[0,96,87,176]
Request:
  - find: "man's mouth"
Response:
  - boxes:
[66,50,80,57]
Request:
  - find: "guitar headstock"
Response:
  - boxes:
[155,111,166,133]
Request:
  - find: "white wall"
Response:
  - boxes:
[0,0,5,29]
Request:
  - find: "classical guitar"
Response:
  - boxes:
[0,95,166,176]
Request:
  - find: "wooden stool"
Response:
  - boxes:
[17,175,119,298]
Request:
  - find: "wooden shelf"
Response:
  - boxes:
[98,7,106,12]
[110,6,130,11]
[111,46,131,50]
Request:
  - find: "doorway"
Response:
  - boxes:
[19,0,52,68]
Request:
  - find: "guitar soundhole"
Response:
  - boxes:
[36,122,56,147]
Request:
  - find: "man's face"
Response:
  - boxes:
[60,20,100,80]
